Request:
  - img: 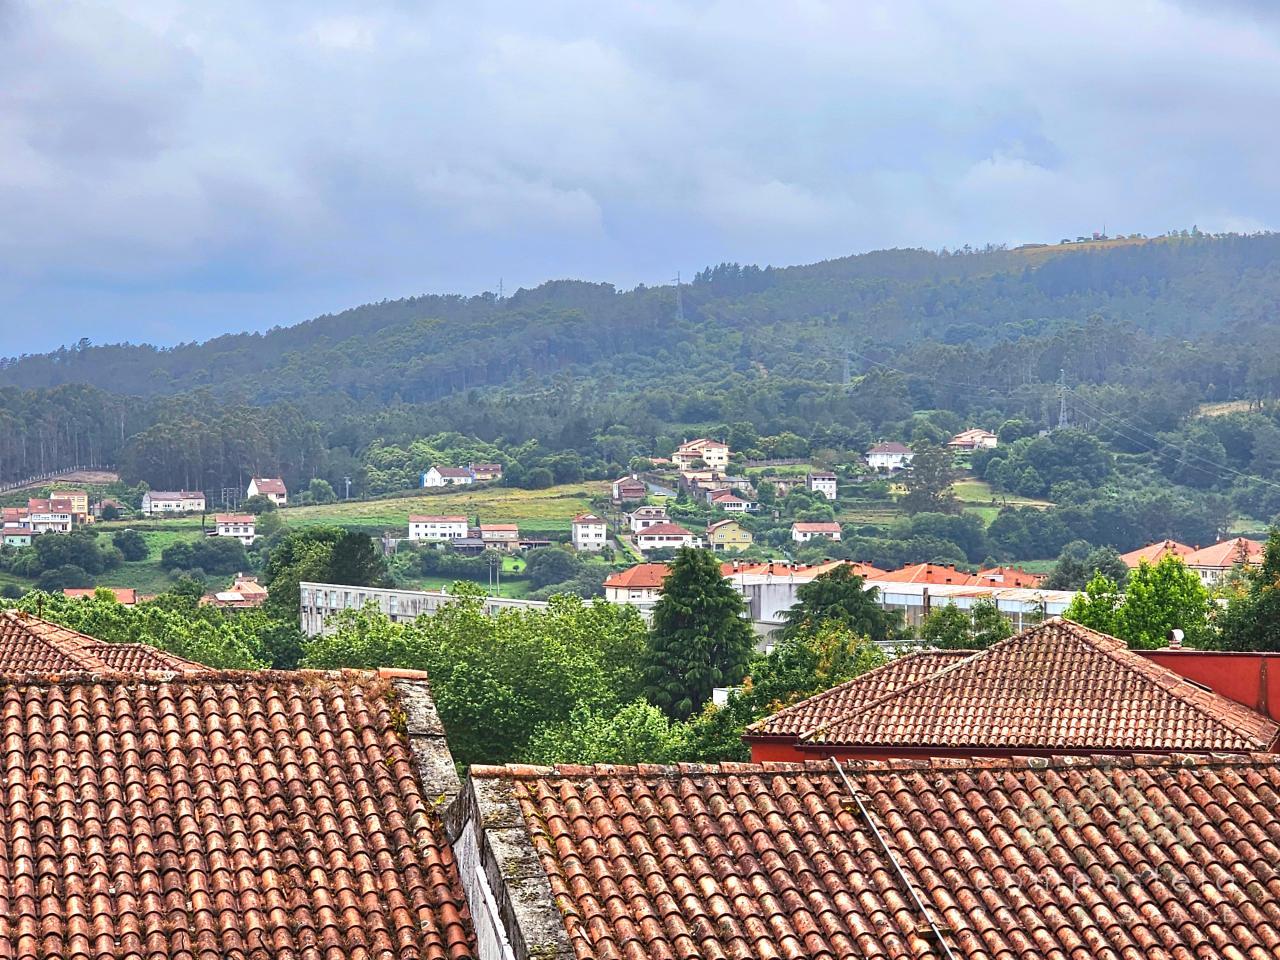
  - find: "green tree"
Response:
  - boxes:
[304,591,647,765]
[1218,529,1280,651]
[326,530,388,588]
[919,605,971,648]
[112,528,149,562]
[522,700,688,765]
[307,478,337,504]
[900,441,957,514]
[1065,572,1121,635]
[781,564,907,644]
[243,494,277,515]
[1114,555,1213,649]
[643,547,754,719]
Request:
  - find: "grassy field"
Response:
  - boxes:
[1196,399,1255,418]
[281,482,608,535]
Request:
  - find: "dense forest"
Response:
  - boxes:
[4,232,1280,555]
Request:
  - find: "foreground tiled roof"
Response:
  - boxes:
[0,611,205,675]
[467,754,1280,960]
[603,563,671,590]
[0,668,474,960]
[746,650,974,738]
[804,618,1280,752]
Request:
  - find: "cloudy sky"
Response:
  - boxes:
[2,1,1278,352]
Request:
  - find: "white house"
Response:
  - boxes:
[408,515,469,542]
[571,513,609,551]
[947,428,999,451]
[627,505,668,533]
[672,438,730,471]
[1182,537,1265,586]
[866,442,914,471]
[142,490,206,515]
[247,477,288,507]
[421,466,475,488]
[791,521,843,543]
[634,522,699,553]
[708,490,752,513]
[214,513,257,545]
[603,563,670,603]
[27,499,73,534]
[806,471,838,501]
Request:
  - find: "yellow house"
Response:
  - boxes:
[706,518,753,553]
[51,489,91,523]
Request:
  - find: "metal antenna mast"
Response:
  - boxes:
[1057,368,1069,429]
[673,272,684,322]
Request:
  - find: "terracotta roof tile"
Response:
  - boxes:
[746,650,974,738]
[1119,538,1195,567]
[1183,536,1265,568]
[0,610,208,675]
[876,562,980,585]
[0,669,474,959]
[803,618,1280,752]
[475,755,1280,960]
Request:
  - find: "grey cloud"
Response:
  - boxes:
[0,0,1277,350]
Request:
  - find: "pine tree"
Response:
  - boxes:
[1218,529,1280,651]
[900,441,958,514]
[643,547,754,719]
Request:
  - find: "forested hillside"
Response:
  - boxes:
[3,231,1280,556]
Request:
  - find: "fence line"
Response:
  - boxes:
[0,464,117,495]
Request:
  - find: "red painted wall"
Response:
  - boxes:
[1141,650,1280,723]
[748,740,809,763]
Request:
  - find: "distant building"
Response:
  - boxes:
[203,573,269,609]
[64,587,138,606]
[571,513,608,551]
[946,428,999,451]
[27,498,73,533]
[50,489,91,523]
[975,565,1045,588]
[2,531,32,548]
[1119,539,1195,568]
[626,505,668,533]
[1183,537,1265,586]
[479,524,520,552]
[408,515,470,542]
[611,475,648,503]
[672,438,730,471]
[421,466,474,488]
[468,463,504,482]
[878,562,978,585]
[706,518,753,553]
[866,442,914,471]
[142,490,205,515]
[634,522,698,553]
[603,563,670,603]
[213,513,257,545]
[708,489,753,512]
[247,477,288,507]
[790,521,842,543]
[805,471,838,501]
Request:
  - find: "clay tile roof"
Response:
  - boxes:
[868,441,912,454]
[876,562,980,584]
[0,610,206,675]
[469,753,1280,960]
[214,513,255,524]
[572,513,604,523]
[635,522,693,537]
[0,668,474,959]
[1119,538,1195,567]
[791,521,841,532]
[251,477,288,495]
[63,586,139,605]
[1183,536,1265,568]
[747,650,974,738]
[974,564,1046,587]
[803,618,1280,752]
[603,562,671,589]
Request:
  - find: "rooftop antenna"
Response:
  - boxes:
[673,272,684,323]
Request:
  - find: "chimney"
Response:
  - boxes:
[1166,628,1184,650]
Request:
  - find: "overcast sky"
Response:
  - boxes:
[2,1,1278,352]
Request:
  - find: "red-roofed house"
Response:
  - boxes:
[877,562,979,585]
[422,465,475,488]
[1119,538,1195,568]
[27,497,73,533]
[634,522,698,553]
[790,520,842,542]
[865,440,913,470]
[247,476,288,506]
[603,563,670,602]
[63,587,139,606]
[946,427,998,450]
[213,513,256,544]
[479,523,520,551]
[1183,536,1265,585]
[974,564,1045,588]
[610,475,647,503]
[749,618,1279,763]
[707,489,752,512]
[672,437,730,470]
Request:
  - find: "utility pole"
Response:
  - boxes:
[343,476,352,500]
[672,272,684,323]
[498,277,504,301]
